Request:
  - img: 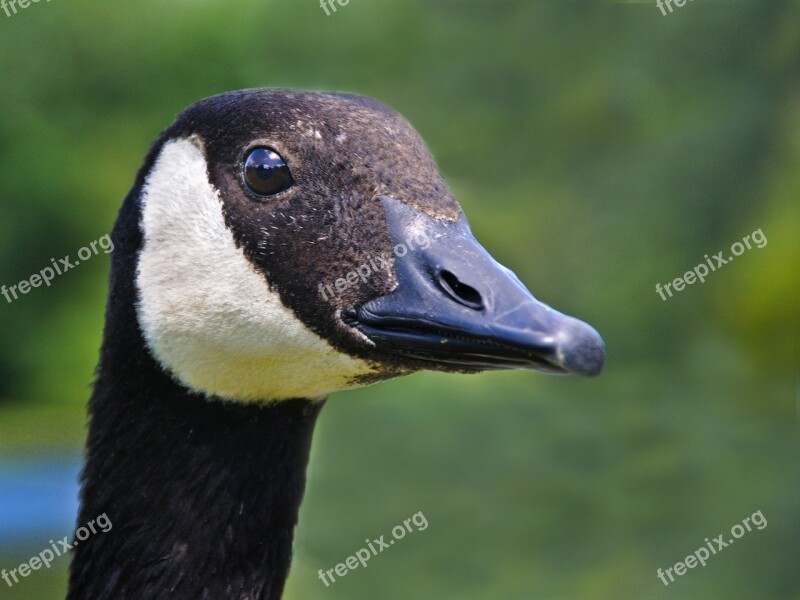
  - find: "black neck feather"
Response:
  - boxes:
[68,165,322,600]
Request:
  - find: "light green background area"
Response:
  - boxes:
[0,1,798,599]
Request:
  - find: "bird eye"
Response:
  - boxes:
[244,148,294,197]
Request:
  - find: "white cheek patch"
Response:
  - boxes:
[136,137,374,402]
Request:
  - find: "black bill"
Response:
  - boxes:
[345,197,605,376]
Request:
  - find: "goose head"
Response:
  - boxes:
[134,89,604,403]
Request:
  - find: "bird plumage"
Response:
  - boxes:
[68,89,604,599]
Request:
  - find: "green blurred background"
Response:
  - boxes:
[0,1,798,598]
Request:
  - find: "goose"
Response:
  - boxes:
[66,89,605,600]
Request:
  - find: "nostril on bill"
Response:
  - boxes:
[438,270,484,310]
